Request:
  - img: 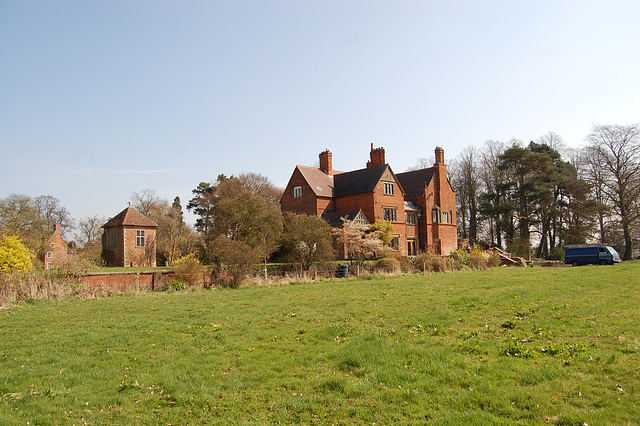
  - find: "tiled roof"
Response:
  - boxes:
[297,165,336,197]
[103,207,158,228]
[396,168,435,197]
[333,165,388,198]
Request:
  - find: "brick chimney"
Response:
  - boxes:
[319,149,333,176]
[435,146,445,164]
[366,143,386,168]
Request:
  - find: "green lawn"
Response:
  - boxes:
[1,263,639,425]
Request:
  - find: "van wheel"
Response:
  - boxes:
[572,261,579,267]
[600,260,608,265]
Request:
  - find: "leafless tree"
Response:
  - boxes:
[585,123,640,260]
[76,215,106,248]
[451,146,482,244]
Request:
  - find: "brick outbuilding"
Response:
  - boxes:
[44,224,67,270]
[101,206,158,267]
[281,145,457,256]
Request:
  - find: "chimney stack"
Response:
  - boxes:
[367,144,386,168]
[319,149,333,176]
[435,147,445,164]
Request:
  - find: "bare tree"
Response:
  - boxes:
[130,189,163,217]
[451,146,482,244]
[585,123,640,260]
[76,215,106,248]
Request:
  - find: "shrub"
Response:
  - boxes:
[413,253,449,273]
[209,236,259,288]
[382,250,412,272]
[0,235,33,272]
[487,251,501,268]
[548,246,565,261]
[374,257,401,274]
[172,254,202,286]
[167,279,187,291]
[467,246,488,270]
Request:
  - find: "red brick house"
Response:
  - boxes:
[44,224,67,270]
[101,206,158,267]
[281,145,457,256]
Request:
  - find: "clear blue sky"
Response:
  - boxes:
[1,0,639,227]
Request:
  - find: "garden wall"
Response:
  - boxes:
[77,271,181,291]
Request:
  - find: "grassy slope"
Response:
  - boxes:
[1,263,639,425]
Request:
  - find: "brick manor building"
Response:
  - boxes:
[281,145,457,256]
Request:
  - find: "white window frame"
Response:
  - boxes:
[46,251,53,258]
[136,230,146,247]
[384,182,394,195]
[50,242,55,248]
[293,186,302,198]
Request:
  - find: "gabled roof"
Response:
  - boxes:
[333,164,389,198]
[322,209,370,227]
[396,168,436,198]
[296,165,336,197]
[103,206,158,228]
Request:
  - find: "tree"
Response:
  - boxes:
[187,173,283,260]
[0,194,72,253]
[280,213,335,270]
[155,201,198,266]
[369,221,394,246]
[498,142,556,259]
[332,218,383,264]
[451,146,482,244]
[0,235,33,272]
[208,236,258,288]
[585,123,640,260]
[76,215,106,248]
[130,189,163,217]
[477,140,510,248]
[216,191,283,275]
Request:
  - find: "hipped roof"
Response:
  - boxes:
[103,206,158,228]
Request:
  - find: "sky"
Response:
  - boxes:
[1,0,639,230]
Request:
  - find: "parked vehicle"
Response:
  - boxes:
[565,245,621,266]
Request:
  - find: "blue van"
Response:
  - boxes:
[565,245,621,266]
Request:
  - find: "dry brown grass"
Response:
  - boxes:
[0,272,125,308]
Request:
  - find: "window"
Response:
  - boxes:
[407,239,417,256]
[293,186,302,198]
[442,211,449,224]
[50,242,55,248]
[391,236,400,250]
[109,230,117,248]
[136,230,145,247]
[46,251,53,258]
[383,207,397,222]
[47,262,52,270]
[384,182,394,195]
[406,212,417,225]
[432,208,440,224]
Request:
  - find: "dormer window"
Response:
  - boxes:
[384,183,394,195]
[293,186,302,198]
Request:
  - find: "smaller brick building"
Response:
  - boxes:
[101,206,158,267]
[44,224,67,270]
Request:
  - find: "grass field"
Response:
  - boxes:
[1,262,639,425]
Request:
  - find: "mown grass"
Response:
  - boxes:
[1,262,639,425]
